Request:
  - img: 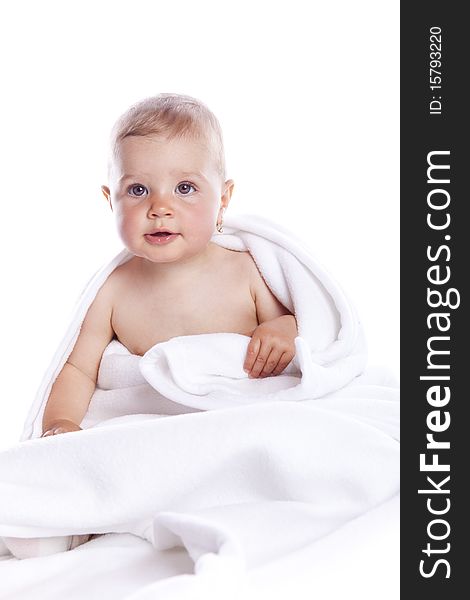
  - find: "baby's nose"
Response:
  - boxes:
[147,198,174,218]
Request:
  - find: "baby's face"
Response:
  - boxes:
[103,134,233,265]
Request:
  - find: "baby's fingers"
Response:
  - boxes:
[42,429,59,437]
[41,427,66,437]
[244,337,261,374]
[247,340,274,379]
[258,347,284,378]
[272,351,294,376]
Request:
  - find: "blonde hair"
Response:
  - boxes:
[108,93,226,181]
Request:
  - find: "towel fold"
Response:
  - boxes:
[20,213,368,441]
[0,214,398,599]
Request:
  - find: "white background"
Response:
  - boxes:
[0,0,399,450]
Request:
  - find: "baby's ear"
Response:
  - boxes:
[221,179,235,208]
[101,185,112,211]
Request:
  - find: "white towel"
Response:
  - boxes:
[20,213,368,441]
[0,214,398,600]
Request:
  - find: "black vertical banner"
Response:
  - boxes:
[401,3,468,597]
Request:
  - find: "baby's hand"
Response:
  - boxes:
[41,419,82,437]
[244,314,297,379]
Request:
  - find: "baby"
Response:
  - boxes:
[3,93,298,559]
[41,93,298,438]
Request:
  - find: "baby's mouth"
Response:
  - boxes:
[144,230,180,245]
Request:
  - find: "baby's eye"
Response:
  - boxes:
[128,184,148,197]
[176,182,196,195]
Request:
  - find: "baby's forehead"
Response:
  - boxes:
[120,132,210,151]
[110,133,219,175]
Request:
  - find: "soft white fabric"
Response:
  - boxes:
[0,496,400,600]
[0,214,399,599]
[20,213,368,441]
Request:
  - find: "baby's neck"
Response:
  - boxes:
[134,242,220,283]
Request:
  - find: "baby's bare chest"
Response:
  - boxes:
[111,276,258,356]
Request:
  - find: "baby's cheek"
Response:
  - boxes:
[193,217,218,242]
[179,194,199,206]
[115,213,135,240]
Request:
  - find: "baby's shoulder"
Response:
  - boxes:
[211,246,266,303]
[213,245,258,276]
[107,256,138,282]
[96,257,137,300]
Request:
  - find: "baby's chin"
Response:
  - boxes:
[130,240,216,266]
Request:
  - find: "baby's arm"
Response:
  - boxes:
[42,281,115,436]
[243,261,297,379]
